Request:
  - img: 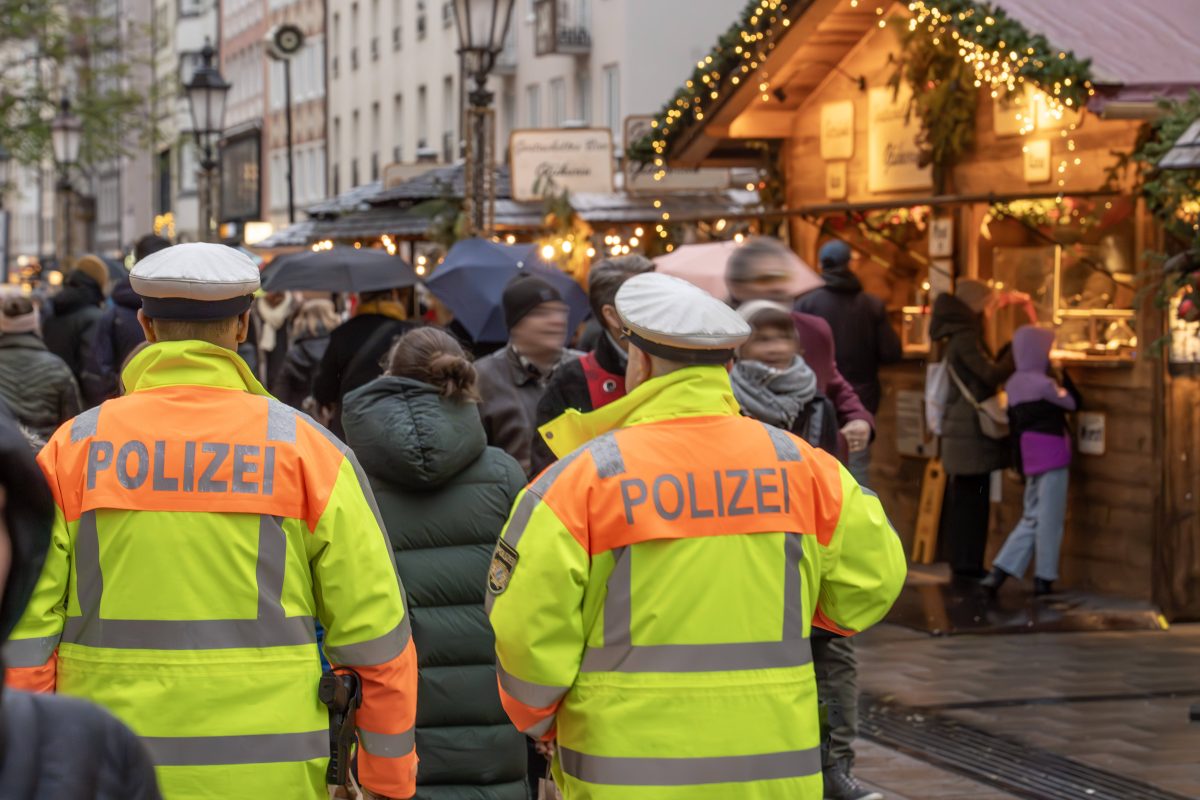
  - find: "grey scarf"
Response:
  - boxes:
[731,356,819,429]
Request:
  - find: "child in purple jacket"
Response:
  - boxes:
[981,326,1078,596]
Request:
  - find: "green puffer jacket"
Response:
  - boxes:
[343,376,528,800]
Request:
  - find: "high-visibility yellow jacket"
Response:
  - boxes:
[4,341,418,800]
[487,366,906,800]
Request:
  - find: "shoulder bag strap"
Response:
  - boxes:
[946,363,984,412]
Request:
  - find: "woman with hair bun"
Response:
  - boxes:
[342,326,528,800]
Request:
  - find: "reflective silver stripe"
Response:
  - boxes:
[324,614,411,666]
[581,534,810,673]
[524,716,556,738]
[581,639,812,673]
[142,730,329,767]
[265,397,298,443]
[64,513,315,650]
[589,434,626,478]
[498,663,570,708]
[559,745,822,786]
[357,726,415,758]
[70,406,101,442]
[2,634,61,667]
[761,422,802,462]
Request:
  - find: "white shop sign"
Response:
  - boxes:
[867,85,932,193]
[821,100,855,160]
[509,128,615,201]
[623,116,730,194]
[1077,411,1106,456]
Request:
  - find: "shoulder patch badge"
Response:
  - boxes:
[488,539,520,595]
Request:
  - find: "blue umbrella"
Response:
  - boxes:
[424,238,589,344]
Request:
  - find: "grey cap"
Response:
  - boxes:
[615,272,750,364]
[130,243,261,320]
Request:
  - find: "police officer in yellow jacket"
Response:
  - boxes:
[487,272,906,799]
[4,244,418,800]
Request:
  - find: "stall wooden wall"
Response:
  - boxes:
[1158,367,1200,618]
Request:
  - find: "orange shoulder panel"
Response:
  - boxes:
[539,416,846,555]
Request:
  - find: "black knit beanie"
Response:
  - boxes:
[503,274,564,331]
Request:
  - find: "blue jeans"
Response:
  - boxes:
[992,467,1069,581]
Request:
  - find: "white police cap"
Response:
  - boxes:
[615,272,750,365]
[130,243,261,321]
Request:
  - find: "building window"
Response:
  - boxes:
[332,163,340,195]
[393,24,402,50]
[575,70,591,125]
[442,1,453,27]
[417,0,427,39]
[526,83,541,128]
[393,94,404,163]
[351,159,359,187]
[603,64,620,139]
[442,76,456,161]
[417,85,428,148]
[549,78,566,127]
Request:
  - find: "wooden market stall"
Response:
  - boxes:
[642,0,1200,617]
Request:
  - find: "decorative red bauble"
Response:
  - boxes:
[1179,294,1200,323]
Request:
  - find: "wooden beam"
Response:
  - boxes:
[729,110,796,139]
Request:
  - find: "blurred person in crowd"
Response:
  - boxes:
[732,300,838,453]
[254,290,301,387]
[734,299,880,800]
[272,298,341,410]
[795,240,902,485]
[530,255,654,474]
[930,279,1015,582]
[726,235,815,306]
[44,254,109,387]
[0,294,82,440]
[80,235,171,405]
[791,312,875,465]
[314,284,417,438]
[982,325,1079,597]
[476,274,580,476]
[0,403,163,799]
[344,327,527,800]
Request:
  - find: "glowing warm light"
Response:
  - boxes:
[586,247,596,258]
[610,245,622,256]
[541,244,556,260]
[629,237,640,247]
[634,227,644,237]
[506,234,517,244]
[561,241,573,254]
[416,265,427,276]
[734,233,745,243]
[715,219,728,232]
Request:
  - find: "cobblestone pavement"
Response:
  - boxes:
[850,623,1200,799]
[854,738,1022,800]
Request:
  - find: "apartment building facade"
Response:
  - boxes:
[325,0,732,196]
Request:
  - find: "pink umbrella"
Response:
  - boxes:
[654,240,823,300]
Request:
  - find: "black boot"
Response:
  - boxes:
[979,567,1010,595]
[1034,577,1055,596]
[823,760,883,800]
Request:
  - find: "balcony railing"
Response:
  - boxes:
[534,0,591,56]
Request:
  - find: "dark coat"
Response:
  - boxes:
[270,334,331,410]
[475,346,580,477]
[0,690,162,799]
[44,273,105,386]
[929,293,1014,475]
[342,377,527,800]
[530,332,625,474]
[0,334,82,439]
[794,267,902,414]
[80,279,145,405]
[312,314,416,437]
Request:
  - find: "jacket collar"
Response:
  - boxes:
[539,365,740,457]
[122,340,271,397]
[0,334,47,351]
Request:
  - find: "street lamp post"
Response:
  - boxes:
[0,145,11,282]
[452,0,517,236]
[184,41,231,243]
[51,98,82,268]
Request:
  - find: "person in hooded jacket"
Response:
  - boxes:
[0,295,82,440]
[342,326,527,800]
[792,312,874,464]
[271,298,340,410]
[795,240,902,485]
[981,325,1079,597]
[0,402,162,800]
[80,235,171,405]
[929,280,1015,581]
[43,255,109,387]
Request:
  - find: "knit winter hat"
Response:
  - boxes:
[73,255,111,296]
[502,274,564,331]
[0,298,39,335]
[818,240,852,270]
[954,279,993,314]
